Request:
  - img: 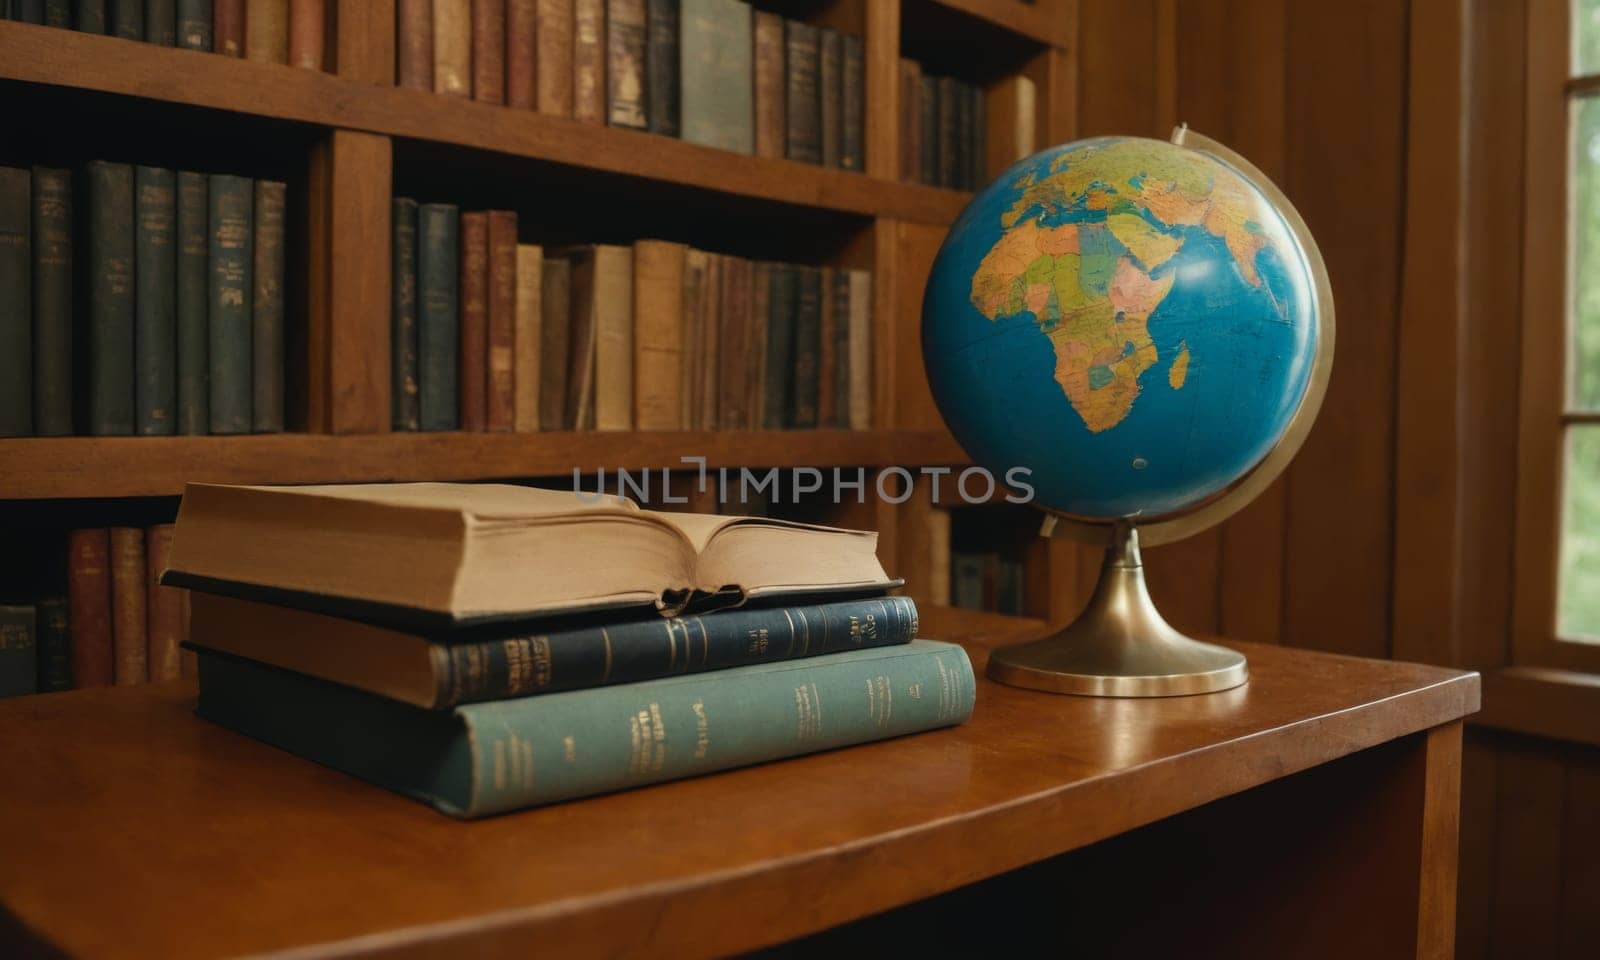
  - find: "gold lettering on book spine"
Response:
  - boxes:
[691,700,710,759]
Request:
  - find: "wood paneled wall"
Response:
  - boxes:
[1071,1,1594,955]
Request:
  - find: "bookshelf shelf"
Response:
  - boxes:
[0,430,969,500]
[922,0,1072,47]
[0,20,969,225]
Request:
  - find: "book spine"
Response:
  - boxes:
[87,161,135,436]
[566,248,598,429]
[918,74,938,186]
[938,76,959,189]
[391,197,421,431]
[605,0,646,129]
[816,265,834,428]
[175,0,211,50]
[818,28,841,168]
[74,1,105,34]
[10,0,41,21]
[715,255,750,430]
[418,203,460,431]
[109,527,146,685]
[513,243,542,431]
[486,210,517,432]
[678,249,705,428]
[0,168,29,438]
[175,171,209,434]
[696,252,719,428]
[593,244,634,431]
[632,239,684,430]
[841,33,864,171]
[968,82,986,189]
[790,265,821,428]
[458,211,489,431]
[751,10,784,159]
[440,595,920,706]
[573,0,605,124]
[44,0,71,27]
[245,0,287,62]
[847,269,871,429]
[535,0,573,116]
[471,0,505,104]
[145,0,174,43]
[829,267,850,428]
[134,165,177,436]
[763,263,795,429]
[746,260,768,426]
[288,0,324,69]
[505,0,536,108]
[0,606,37,699]
[252,180,286,432]
[954,79,973,190]
[537,256,570,431]
[898,58,920,183]
[36,597,71,693]
[678,0,752,154]
[67,529,113,688]
[146,524,183,683]
[784,20,820,164]
[207,173,252,435]
[644,0,678,136]
[212,0,242,55]
[396,0,434,89]
[109,0,139,39]
[433,0,471,97]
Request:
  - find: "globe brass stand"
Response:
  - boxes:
[986,520,1248,696]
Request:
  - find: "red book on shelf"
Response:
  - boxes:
[110,527,147,686]
[146,524,183,684]
[459,212,490,432]
[486,211,518,432]
[471,0,506,105]
[397,0,435,89]
[506,0,537,109]
[67,529,114,689]
[288,0,325,71]
[214,0,245,57]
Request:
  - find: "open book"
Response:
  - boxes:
[163,482,896,627]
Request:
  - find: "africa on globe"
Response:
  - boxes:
[922,133,1323,522]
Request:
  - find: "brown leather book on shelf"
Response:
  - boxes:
[819,29,842,168]
[573,0,606,124]
[847,269,872,428]
[633,240,686,431]
[245,0,290,64]
[697,253,721,430]
[514,244,543,431]
[486,211,518,431]
[397,0,435,89]
[565,247,598,430]
[458,212,490,431]
[538,256,571,430]
[899,58,921,184]
[752,12,785,159]
[472,0,506,105]
[784,20,822,164]
[817,265,836,427]
[747,260,770,428]
[717,256,752,430]
[590,244,635,432]
[680,248,709,429]
[213,0,245,56]
[67,529,114,688]
[434,0,472,97]
[145,524,183,684]
[109,527,147,686]
[536,0,574,116]
[506,0,537,108]
[288,0,324,70]
[606,0,647,129]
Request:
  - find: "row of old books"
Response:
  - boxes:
[168,481,975,817]
[0,164,287,437]
[897,62,1032,192]
[0,0,328,67]
[391,199,873,433]
[924,507,1029,616]
[0,526,193,699]
[395,0,865,169]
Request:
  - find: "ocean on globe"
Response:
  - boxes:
[922,135,1320,521]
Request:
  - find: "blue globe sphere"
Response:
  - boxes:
[922,136,1321,520]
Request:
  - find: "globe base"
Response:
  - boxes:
[987,522,1248,697]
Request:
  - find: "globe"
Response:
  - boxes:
[922,134,1324,523]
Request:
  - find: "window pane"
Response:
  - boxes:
[1572,98,1600,409]
[1578,0,1600,75]
[1559,426,1600,642]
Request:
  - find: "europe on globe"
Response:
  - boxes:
[922,134,1321,521]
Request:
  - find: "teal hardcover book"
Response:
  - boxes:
[196,639,975,817]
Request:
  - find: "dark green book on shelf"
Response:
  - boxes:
[86,160,136,436]
[0,605,37,699]
[134,165,177,435]
[44,0,68,27]
[32,167,73,437]
[109,0,139,39]
[418,203,460,431]
[791,265,822,429]
[841,33,864,171]
[195,638,974,817]
[679,0,752,154]
[763,263,796,429]
[0,167,30,437]
[784,19,821,164]
[35,597,71,693]
[207,173,253,435]
[176,0,211,50]
[252,180,286,433]
[830,268,851,428]
[175,171,208,433]
[144,0,174,44]
[645,0,679,136]
[74,1,105,34]
[392,197,421,431]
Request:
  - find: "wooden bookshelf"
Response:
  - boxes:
[0,0,1080,623]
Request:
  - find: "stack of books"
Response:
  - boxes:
[165,482,975,817]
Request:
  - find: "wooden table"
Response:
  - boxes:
[0,607,1478,959]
